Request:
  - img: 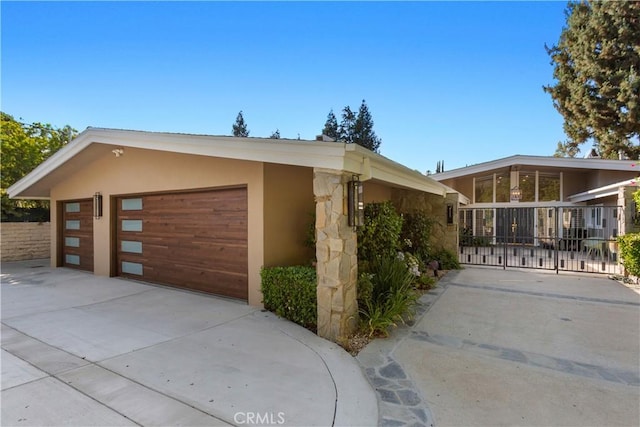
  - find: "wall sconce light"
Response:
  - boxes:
[446,204,454,224]
[94,192,103,219]
[348,176,364,228]
[112,148,124,157]
[510,186,522,201]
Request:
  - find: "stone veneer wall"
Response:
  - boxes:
[313,169,358,342]
[619,186,640,235]
[391,189,459,256]
[1,222,51,262]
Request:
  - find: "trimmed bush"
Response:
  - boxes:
[261,266,317,330]
[618,233,640,278]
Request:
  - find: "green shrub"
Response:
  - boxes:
[429,247,461,270]
[261,266,317,330]
[357,201,403,267]
[358,256,418,337]
[400,211,435,261]
[618,233,640,278]
[415,274,437,290]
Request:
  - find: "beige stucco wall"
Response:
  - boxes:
[1,222,51,261]
[263,163,315,267]
[363,180,392,203]
[50,147,265,306]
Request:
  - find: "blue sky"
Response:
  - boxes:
[1,1,568,172]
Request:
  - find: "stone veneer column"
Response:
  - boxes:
[313,168,358,342]
[618,185,640,235]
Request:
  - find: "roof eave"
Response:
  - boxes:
[432,154,639,181]
[8,128,457,200]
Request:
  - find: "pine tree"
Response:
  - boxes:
[544,1,640,159]
[322,110,339,140]
[352,100,382,153]
[232,111,249,137]
[270,129,281,139]
[338,106,356,144]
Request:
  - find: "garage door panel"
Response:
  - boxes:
[120,244,247,273]
[135,225,247,242]
[116,187,248,300]
[62,199,94,272]
[121,245,247,273]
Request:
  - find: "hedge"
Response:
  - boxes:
[618,233,640,278]
[261,266,317,330]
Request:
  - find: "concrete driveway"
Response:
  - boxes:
[362,266,640,427]
[1,260,377,427]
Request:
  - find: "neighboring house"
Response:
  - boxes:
[8,127,460,341]
[432,154,639,274]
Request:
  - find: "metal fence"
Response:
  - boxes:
[459,206,622,274]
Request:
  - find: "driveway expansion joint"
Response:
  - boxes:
[448,282,640,306]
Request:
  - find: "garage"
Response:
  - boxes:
[60,199,94,271]
[115,187,248,300]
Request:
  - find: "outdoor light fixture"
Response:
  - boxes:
[94,192,103,219]
[510,186,522,202]
[348,176,364,228]
[112,148,124,157]
[446,204,454,224]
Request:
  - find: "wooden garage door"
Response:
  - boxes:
[61,199,94,271]
[116,187,248,300]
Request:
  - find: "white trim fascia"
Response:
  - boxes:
[7,128,348,199]
[8,127,456,200]
[344,145,450,196]
[432,154,640,181]
[86,128,349,168]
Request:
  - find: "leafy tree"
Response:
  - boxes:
[321,110,339,140]
[232,110,249,137]
[1,112,77,220]
[352,100,382,152]
[544,1,640,159]
[269,129,281,139]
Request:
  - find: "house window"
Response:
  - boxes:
[475,175,493,203]
[495,172,510,202]
[539,173,560,201]
[519,171,535,202]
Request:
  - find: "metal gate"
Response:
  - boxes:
[459,206,622,274]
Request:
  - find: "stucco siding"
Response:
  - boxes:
[50,147,265,306]
[363,181,392,203]
[263,163,314,268]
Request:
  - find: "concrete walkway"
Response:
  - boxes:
[358,266,640,427]
[1,260,378,427]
